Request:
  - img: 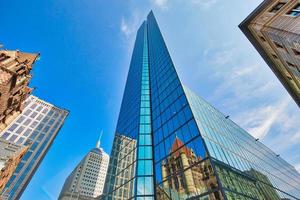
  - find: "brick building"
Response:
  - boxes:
[240,0,300,106]
[0,50,39,131]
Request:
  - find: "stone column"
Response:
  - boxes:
[180,152,196,194]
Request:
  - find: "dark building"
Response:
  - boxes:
[103,11,300,200]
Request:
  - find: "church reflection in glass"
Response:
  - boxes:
[157,136,222,200]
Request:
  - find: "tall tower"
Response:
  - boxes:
[103,11,300,200]
[59,133,109,200]
[0,95,69,200]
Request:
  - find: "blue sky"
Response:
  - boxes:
[1,0,300,199]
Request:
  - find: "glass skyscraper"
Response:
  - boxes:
[0,95,69,200]
[103,11,300,200]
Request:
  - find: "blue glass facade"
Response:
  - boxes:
[184,87,300,199]
[103,11,300,200]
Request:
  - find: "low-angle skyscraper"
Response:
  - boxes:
[59,135,109,200]
[239,0,300,107]
[0,95,69,200]
[0,50,39,131]
[102,11,300,200]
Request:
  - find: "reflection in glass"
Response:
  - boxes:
[184,86,300,199]
[102,134,137,200]
[246,168,281,200]
[157,136,223,200]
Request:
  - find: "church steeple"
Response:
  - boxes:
[96,130,103,148]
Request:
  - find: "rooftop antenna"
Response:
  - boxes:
[96,130,103,148]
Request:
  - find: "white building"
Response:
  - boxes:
[0,95,69,200]
[59,134,109,200]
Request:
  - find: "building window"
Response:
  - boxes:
[36,114,43,120]
[24,109,31,116]
[272,54,278,59]
[30,121,38,128]
[287,61,300,77]
[9,134,17,142]
[16,126,25,134]
[23,129,32,136]
[8,124,18,131]
[42,108,48,114]
[260,36,266,42]
[30,103,37,109]
[1,132,10,139]
[7,97,13,108]
[292,48,300,56]
[286,61,296,68]
[17,137,25,144]
[36,106,43,111]
[17,116,25,123]
[24,118,32,126]
[270,2,285,13]
[274,41,284,49]
[0,54,10,62]
[30,112,38,118]
[287,3,300,17]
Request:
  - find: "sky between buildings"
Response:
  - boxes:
[1,0,300,199]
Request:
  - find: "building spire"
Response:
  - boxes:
[96,130,103,148]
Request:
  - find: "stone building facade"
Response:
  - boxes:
[240,0,300,106]
[0,50,39,131]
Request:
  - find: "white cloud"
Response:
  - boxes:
[191,0,218,9]
[120,16,137,40]
[120,17,132,39]
[231,64,258,78]
[151,0,169,9]
[295,164,300,173]
[202,43,300,170]
[203,44,279,109]
[119,10,143,43]
[150,0,218,10]
[237,98,289,139]
[205,47,235,67]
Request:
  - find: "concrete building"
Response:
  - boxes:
[59,134,109,200]
[0,50,39,131]
[240,0,300,106]
[0,95,69,200]
[0,138,28,193]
